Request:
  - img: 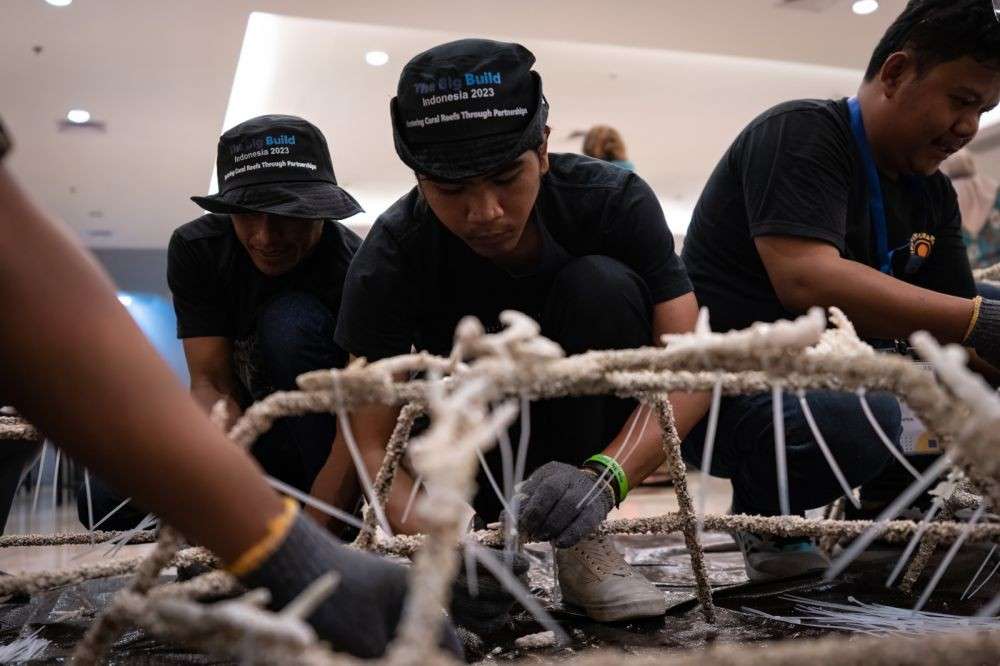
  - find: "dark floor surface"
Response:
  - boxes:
[2,531,998,663]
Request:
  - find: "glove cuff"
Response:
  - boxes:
[239,505,346,612]
[968,297,1000,359]
[226,497,298,576]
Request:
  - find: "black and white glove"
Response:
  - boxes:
[516,461,615,548]
[242,511,461,659]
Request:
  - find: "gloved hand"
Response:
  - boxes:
[968,297,1000,367]
[241,510,462,659]
[450,548,529,637]
[516,461,615,549]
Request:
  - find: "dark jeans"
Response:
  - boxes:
[78,291,344,530]
[472,256,652,521]
[680,388,903,516]
[249,292,344,491]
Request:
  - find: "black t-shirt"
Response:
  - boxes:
[682,98,975,334]
[168,214,361,395]
[335,152,692,361]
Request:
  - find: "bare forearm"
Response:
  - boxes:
[334,400,437,535]
[308,428,436,534]
[0,165,281,563]
[191,380,242,421]
[307,428,362,532]
[384,464,435,535]
[801,260,970,341]
[600,390,709,488]
[758,237,974,343]
[597,293,710,487]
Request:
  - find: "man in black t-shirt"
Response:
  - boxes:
[319,39,706,627]
[79,115,364,528]
[681,0,1000,582]
[1,116,462,660]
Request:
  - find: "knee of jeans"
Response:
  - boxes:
[838,392,901,486]
[552,256,643,305]
[547,256,650,344]
[256,292,330,360]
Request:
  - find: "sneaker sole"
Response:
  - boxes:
[745,563,828,583]
[735,533,830,583]
[564,596,667,623]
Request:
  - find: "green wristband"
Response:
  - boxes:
[585,454,629,504]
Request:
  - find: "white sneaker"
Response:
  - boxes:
[555,536,666,622]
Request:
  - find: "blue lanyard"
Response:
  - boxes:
[847,97,891,274]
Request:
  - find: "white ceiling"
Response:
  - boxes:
[220,12,867,238]
[11,0,994,248]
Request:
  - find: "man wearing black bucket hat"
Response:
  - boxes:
[318,39,708,627]
[79,115,365,529]
[0,115,461,660]
[179,114,364,487]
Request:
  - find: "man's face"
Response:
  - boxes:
[884,55,1000,175]
[417,146,549,262]
[230,213,324,276]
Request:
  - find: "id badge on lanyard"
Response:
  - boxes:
[899,363,944,456]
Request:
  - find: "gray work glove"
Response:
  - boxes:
[967,297,1000,368]
[450,549,530,637]
[242,511,461,659]
[516,461,615,548]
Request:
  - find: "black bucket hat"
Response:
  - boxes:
[391,38,549,181]
[192,114,363,220]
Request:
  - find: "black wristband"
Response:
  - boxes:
[0,116,10,163]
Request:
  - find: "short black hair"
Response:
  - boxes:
[864,0,1000,81]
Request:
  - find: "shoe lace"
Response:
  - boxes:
[576,537,631,577]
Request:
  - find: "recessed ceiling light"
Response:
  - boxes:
[66,109,91,124]
[45,0,73,6]
[852,0,879,15]
[365,50,389,67]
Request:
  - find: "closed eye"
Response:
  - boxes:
[492,169,522,186]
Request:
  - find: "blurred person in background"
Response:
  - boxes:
[942,149,1000,270]
[582,124,635,171]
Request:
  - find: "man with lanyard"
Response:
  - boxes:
[81,115,365,529]
[318,39,707,628]
[680,0,1000,581]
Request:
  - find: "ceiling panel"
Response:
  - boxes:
[1,0,910,246]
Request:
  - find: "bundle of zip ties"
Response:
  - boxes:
[742,595,1000,636]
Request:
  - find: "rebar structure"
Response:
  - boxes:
[4,304,1000,664]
